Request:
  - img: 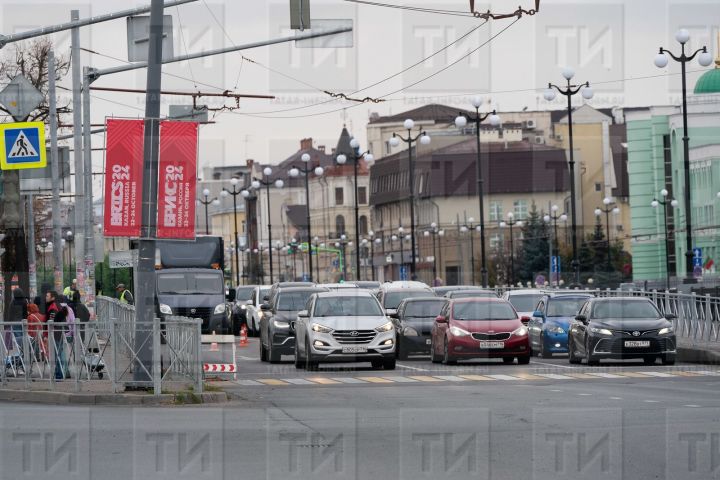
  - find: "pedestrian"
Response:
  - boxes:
[69,291,90,344]
[27,303,45,361]
[45,290,68,380]
[63,279,78,299]
[117,283,134,305]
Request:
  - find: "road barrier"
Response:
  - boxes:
[201,332,237,380]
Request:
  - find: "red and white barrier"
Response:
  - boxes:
[203,363,237,373]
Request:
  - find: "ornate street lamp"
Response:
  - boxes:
[251,168,284,284]
[197,188,220,235]
[459,217,482,286]
[652,189,680,289]
[499,212,523,286]
[594,197,621,277]
[543,205,568,286]
[221,177,243,286]
[289,153,324,282]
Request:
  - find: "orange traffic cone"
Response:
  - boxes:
[210,331,220,352]
[239,325,249,347]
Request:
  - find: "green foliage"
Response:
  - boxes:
[516,203,550,282]
[94,255,132,297]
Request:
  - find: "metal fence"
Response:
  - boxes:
[1,297,203,394]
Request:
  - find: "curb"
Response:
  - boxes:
[677,346,720,364]
[0,389,228,406]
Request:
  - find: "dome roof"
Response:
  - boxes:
[694,67,720,94]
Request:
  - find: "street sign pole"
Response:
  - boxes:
[47,50,64,293]
[70,10,85,297]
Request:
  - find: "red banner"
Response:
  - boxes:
[103,119,144,237]
[157,121,198,239]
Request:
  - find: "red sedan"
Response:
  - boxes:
[431,298,531,365]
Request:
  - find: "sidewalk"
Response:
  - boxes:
[677,337,720,364]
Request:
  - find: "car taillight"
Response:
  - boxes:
[520,316,531,325]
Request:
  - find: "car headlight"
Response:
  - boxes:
[449,326,470,337]
[239,304,247,310]
[658,327,674,335]
[311,323,333,333]
[375,321,393,332]
[159,304,172,315]
[403,326,419,336]
[214,304,226,315]
[546,325,565,334]
[513,326,529,337]
[273,320,290,329]
[590,327,613,336]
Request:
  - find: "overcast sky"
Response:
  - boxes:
[1,0,718,183]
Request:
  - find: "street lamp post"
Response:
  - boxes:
[312,236,321,282]
[388,120,431,280]
[423,223,443,283]
[335,234,350,281]
[337,139,374,281]
[459,217,482,286]
[652,189,679,289]
[38,238,49,286]
[65,231,74,282]
[655,30,714,282]
[544,68,595,286]
[543,205,568,286]
[289,154,325,282]
[198,188,220,235]
[221,177,243,286]
[500,212,523,286]
[594,197,621,277]
[362,231,382,281]
[455,100,501,287]
[252,168,285,284]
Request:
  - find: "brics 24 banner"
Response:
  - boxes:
[103,119,144,237]
[157,121,198,239]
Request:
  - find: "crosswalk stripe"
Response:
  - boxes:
[640,372,675,378]
[356,376,394,383]
[307,377,341,385]
[613,371,649,378]
[283,378,317,385]
[384,376,420,383]
[536,373,574,380]
[693,370,720,376]
[331,377,368,384]
[587,372,625,379]
[672,371,704,377]
[408,375,444,382]
[256,379,289,386]
[512,373,544,380]
[432,375,468,382]
[486,374,522,381]
[234,379,262,386]
[458,374,495,381]
[562,373,598,379]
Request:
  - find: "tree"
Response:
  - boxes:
[517,203,550,283]
[0,39,70,319]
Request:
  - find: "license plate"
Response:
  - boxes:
[342,346,368,354]
[426,339,432,345]
[479,341,505,349]
[624,341,650,348]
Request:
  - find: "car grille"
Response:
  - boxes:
[332,329,377,344]
[595,338,675,354]
[617,329,658,336]
[175,307,213,322]
[471,332,511,341]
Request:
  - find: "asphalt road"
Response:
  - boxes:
[0,337,718,480]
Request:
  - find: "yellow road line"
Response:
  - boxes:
[408,375,444,382]
[458,374,495,381]
[615,372,651,378]
[356,376,394,383]
[256,379,289,386]
[562,373,598,379]
[307,377,341,385]
[512,373,544,380]
[671,371,704,377]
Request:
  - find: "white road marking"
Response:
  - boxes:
[641,371,675,378]
[384,376,420,383]
[330,377,368,384]
[550,389,563,392]
[236,356,257,361]
[486,374,521,381]
[578,393,592,396]
[397,363,430,372]
[683,405,702,408]
[536,373,574,380]
[530,360,574,369]
[610,397,622,400]
[283,378,316,385]
[694,370,720,376]
[433,375,468,382]
[587,372,624,379]
[644,400,660,403]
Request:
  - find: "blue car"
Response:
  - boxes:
[528,294,593,357]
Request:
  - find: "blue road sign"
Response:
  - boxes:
[0,122,46,170]
[302,273,309,282]
[551,256,561,273]
[332,259,339,267]
[693,248,703,267]
[399,266,408,281]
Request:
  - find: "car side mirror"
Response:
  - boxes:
[263,295,270,302]
[575,314,587,324]
[297,310,309,318]
[260,303,271,311]
[532,310,544,318]
[435,315,447,324]
[665,313,676,320]
[385,309,397,317]
[388,312,399,319]
[227,289,236,302]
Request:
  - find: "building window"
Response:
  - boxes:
[490,233,502,249]
[595,182,602,192]
[335,215,346,236]
[335,187,344,206]
[359,216,368,235]
[513,199,528,219]
[358,186,367,205]
[489,201,502,222]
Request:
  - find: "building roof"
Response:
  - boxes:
[368,103,472,125]
[694,67,720,94]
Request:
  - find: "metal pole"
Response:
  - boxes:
[26,195,37,299]
[82,67,96,309]
[305,172,313,282]
[664,202,671,290]
[70,10,85,295]
[566,87,580,285]
[134,0,164,383]
[605,209,611,275]
[509,223,515,286]
[432,232,437,282]
[315,241,320,283]
[399,236,404,281]
[407,136,417,279]
[266,183,274,284]
[475,113,488,287]
[232,193,240,286]
[469,228,475,286]
[205,199,210,235]
[354,157,360,280]
[48,49,64,293]
[680,45,694,281]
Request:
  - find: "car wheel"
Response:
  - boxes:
[430,338,442,364]
[305,341,319,371]
[294,342,304,369]
[383,358,396,370]
[517,356,530,365]
[585,341,599,366]
[643,356,657,365]
[443,338,457,365]
[539,335,548,358]
[371,359,383,369]
[397,341,408,360]
[268,342,281,363]
[503,357,515,364]
[568,339,581,364]
[259,338,268,362]
[661,354,675,366]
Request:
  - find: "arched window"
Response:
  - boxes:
[336,215,346,237]
[359,215,368,236]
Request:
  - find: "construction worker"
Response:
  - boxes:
[117,284,134,305]
[63,279,78,299]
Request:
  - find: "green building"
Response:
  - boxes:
[627,56,720,285]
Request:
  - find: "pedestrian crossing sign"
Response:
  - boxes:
[0,121,46,170]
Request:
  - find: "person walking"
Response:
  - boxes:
[117,284,134,305]
[45,290,67,380]
[63,279,78,299]
[27,303,46,362]
[69,291,90,344]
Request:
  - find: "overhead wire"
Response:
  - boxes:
[344,0,477,18]
[175,3,198,89]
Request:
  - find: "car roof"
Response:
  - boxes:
[589,296,651,302]
[276,286,329,294]
[400,296,446,303]
[383,288,434,294]
[380,281,431,290]
[451,297,508,304]
[324,283,359,288]
[506,289,543,295]
[544,292,593,299]
[315,290,375,298]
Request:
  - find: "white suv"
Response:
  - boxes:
[294,291,396,370]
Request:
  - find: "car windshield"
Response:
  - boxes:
[259,288,270,300]
[277,291,318,311]
[235,287,255,301]
[547,297,589,317]
[508,294,543,312]
[403,301,445,318]
[452,302,517,321]
[384,291,432,309]
[591,301,661,319]
[157,273,223,295]
[314,297,383,317]
[449,290,496,299]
